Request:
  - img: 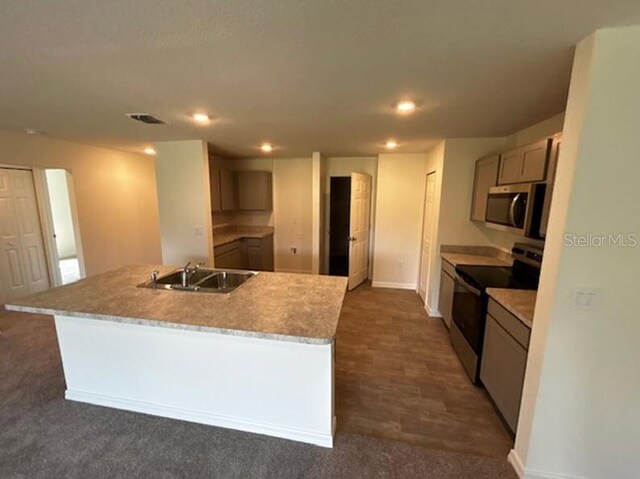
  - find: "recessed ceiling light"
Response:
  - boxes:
[25,128,43,135]
[385,140,398,150]
[191,112,211,124]
[144,147,157,156]
[396,100,416,113]
[260,143,273,153]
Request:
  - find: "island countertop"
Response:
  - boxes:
[4,265,348,345]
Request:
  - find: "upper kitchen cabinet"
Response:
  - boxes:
[210,169,222,212]
[497,139,551,185]
[539,135,562,238]
[237,171,273,211]
[209,169,236,212]
[220,170,237,211]
[470,154,500,222]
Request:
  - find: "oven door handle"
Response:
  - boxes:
[454,274,482,297]
[509,193,522,227]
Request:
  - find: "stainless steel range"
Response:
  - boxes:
[449,243,543,383]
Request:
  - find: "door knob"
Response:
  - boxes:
[348,236,356,242]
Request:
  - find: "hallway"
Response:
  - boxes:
[336,284,513,458]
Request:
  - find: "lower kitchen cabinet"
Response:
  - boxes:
[245,235,274,271]
[214,235,274,271]
[439,260,456,329]
[480,298,531,433]
[213,240,245,270]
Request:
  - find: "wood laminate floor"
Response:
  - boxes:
[335,283,514,458]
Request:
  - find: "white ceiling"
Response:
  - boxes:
[1,1,640,157]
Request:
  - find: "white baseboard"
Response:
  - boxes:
[509,450,526,478]
[371,281,417,290]
[66,389,334,448]
[425,303,442,317]
[508,449,587,479]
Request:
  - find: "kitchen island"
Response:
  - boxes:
[5,265,348,447]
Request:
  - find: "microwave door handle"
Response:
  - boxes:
[454,274,482,297]
[509,193,522,227]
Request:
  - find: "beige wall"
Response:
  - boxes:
[0,130,161,276]
[155,140,212,266]
[273,158,314,273]
[513,26,640,479]
[505,112,565,149]
[372,153,427,289]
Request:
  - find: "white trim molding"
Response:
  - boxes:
[371,281,417,290]
[66,389,334,448]
[425,303,441,318]
[508,449,588,479]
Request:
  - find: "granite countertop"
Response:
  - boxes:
[441,253,512,268]
[4,265,348,345]
[486,288,537,328]
[214,230,274,248]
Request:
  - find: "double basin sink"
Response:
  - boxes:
[138,268,257,294]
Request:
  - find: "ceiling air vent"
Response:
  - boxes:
[125,113,167,125]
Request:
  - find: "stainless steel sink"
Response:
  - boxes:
[138,268,257,294]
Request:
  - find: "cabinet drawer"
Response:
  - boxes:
[214,240,241,256]
[245,237,262,247]
[487,298,530,349]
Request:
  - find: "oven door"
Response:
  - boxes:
[451,275,484,353]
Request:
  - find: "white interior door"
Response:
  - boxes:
[348,173,371,290]
[0,168,50,303]
[418,172,436,302]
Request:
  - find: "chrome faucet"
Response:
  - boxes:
[181,261,205,288]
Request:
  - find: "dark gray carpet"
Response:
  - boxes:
[0,311,517,478]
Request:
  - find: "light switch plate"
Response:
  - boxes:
[573,288,599,310]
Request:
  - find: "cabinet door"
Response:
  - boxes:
[237,172,273,211]
[498,148,523,185]
[220,170,236,211]
[210,169,221,212]
[438,270,455,329]
[480,314,528,433]
[261,234,274,271]
[246,245,262,270]
[520,140,549,183]
[214,240,242,268]
[470,155,500,221]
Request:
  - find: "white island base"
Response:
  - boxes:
[54,315,335,447]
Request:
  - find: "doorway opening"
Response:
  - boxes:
[328,173,372,290]
[329,177,351,277]
[41,169,85,285]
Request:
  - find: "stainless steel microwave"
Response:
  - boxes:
[485,183,546,237]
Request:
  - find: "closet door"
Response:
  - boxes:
[0,169,50,302]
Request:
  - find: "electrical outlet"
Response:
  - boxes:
[194,226,204,236]
[290,247,297,254]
